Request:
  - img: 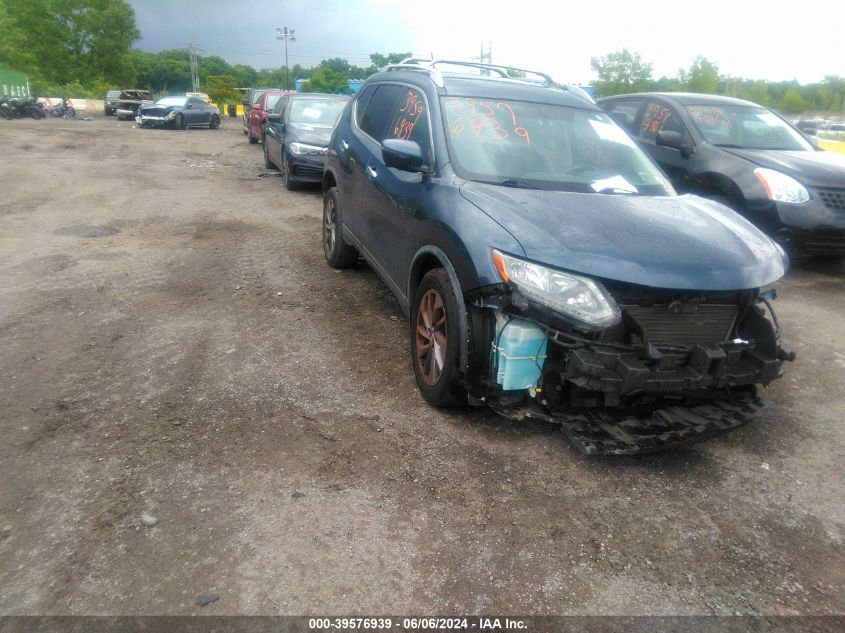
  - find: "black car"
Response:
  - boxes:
[137,96,221,129]
[263,93,350,190]
[321,60,793,454]
[599,92,845,257]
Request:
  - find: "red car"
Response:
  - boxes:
[247,90,283,144]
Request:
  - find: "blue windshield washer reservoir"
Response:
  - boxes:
[493,313,548,392]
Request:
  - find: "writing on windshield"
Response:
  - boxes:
[444,98,531,145]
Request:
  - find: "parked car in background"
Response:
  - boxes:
[599,92,845,258]
[263,92,349,189]
[321,60,794,454]
[242,87,278,136]
[115,90,153,120]
[137,96,220,129]
[104,89,121,116]
[247,89,283,144]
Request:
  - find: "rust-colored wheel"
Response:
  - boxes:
[415,289,448,386]
[410,268,465,407]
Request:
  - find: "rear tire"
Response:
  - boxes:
[322,187,358,268]
[263,139,276,169]
[411,269,465,407]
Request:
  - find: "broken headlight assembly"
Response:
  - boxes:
[491,250,621,329]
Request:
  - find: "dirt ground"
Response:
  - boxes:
[0,116,842,617]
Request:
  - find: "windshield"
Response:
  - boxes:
[157,97,187,107]
[442,97,673,195]
[685,105,813,151]
[289,99,347,126]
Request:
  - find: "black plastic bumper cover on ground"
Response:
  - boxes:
[557,396,771,455]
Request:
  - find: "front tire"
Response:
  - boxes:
[411,269,465,407]
[322,187,358,268]
[209,114,220,129]
[172,113,186,130]
[280,151,298,190]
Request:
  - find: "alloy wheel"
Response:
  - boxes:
[415,289,448,387]
[323,197,336,257]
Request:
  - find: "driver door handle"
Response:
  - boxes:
[366,165,378,179]
[341,139,350,150]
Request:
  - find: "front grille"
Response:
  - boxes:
[624,304,738,347]
[816,189,845,213]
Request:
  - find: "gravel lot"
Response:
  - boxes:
[0,116,842,617]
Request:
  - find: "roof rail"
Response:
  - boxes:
[383,58,557,88]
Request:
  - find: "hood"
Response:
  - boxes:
[460,183,787,290]
[139,103,178,113]
[720,147,845,188]
[289,122,333,147]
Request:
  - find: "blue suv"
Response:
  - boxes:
[322,60,794,454]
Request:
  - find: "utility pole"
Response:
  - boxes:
[276,27,296,91]
[184,33,203,92]
[474,41,492,75]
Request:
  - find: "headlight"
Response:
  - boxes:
[754,168,809,204]
[289,142,327,156]
[492,250,621,329]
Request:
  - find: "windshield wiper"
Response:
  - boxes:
[713,143,745,148]
[478,178,540,189]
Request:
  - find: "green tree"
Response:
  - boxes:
[684,56,720,93]
[205,74,239,105]
[589,49,653,97]
[780,88,808,114]
[300,67,352,95]
[0,2,37,75]
[3,0,138,87]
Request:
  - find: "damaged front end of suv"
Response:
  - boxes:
[464,250,794,454]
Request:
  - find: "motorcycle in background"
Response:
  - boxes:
[47,98,76,118]
[2,97,46,119]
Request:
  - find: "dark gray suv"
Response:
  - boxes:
[322,60,794,454]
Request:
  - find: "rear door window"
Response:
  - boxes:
[357,84,404,141]
[605,99,644,134]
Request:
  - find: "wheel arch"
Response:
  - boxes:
[322,167,338,196]
[408,246,470,376]
[694,171,748,211]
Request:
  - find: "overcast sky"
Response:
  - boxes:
[128,0,844,84]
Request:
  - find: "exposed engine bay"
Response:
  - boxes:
[465,281,795,454]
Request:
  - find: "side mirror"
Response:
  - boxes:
[656,130,693,158]
[381,139,429,173]
[267,113,281,123]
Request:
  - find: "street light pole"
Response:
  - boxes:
[276,27,296,91]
